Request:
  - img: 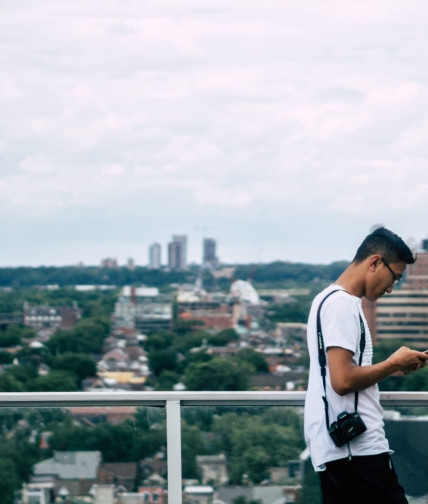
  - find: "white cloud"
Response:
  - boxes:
[2,1,428,264]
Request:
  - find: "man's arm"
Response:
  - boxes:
[327,346,428,396]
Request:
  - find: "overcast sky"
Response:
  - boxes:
[2,1,428,267]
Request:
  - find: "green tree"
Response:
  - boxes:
[27,370,79,391]
[7,364,38,388]
[47,319,107,355]
[0,325,22,347]
[299,468,322,504]
[50,353,97,381]
[148,349,178,377]
[209,328,239,347]
[145,331,175,351]
[0,458,21,504]
[266,299,310,323]
[184,358,251,391]
[0,374,26,392]
[0,351,13,364]
[211,409,304,484]
[181,423,205,478]
[237,348,269,373]
[157,370,180,390]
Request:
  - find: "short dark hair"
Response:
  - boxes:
[353,227,416,265]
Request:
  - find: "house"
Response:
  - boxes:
[140,457,167,485]
[183,485,214,504]
[97,462,138,491]
[138,486,166,504]
[31,451,102,496]
[196,454,228,485]
[23,302,82,330]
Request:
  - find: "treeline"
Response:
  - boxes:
[234,261,348,286]
[0,405,305,503]
[0,266,193,288]
[0,261,349,288]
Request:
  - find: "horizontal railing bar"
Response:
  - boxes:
[0,391,428,407]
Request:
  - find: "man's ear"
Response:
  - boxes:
[368,254,382,271]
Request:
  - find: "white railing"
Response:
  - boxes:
[1,391,428,504]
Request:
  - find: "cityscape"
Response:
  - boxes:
[3,0,428,502]
[100,236,220,272]
[0,233,428,503]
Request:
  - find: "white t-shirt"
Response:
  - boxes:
[304,284,389,471]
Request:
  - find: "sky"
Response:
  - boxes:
[2,0,428,267]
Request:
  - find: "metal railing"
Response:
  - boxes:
[2,391,428,504]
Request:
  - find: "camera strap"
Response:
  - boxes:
[316,289,366,429]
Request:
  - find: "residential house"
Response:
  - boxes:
[31,451,102,496]
[196,454,228,485]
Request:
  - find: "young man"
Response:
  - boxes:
[304,227,428,504]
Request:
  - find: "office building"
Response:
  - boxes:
[375,290,428,349]
[113,286,172,333]
[148,243,162,269]
[168,235,187,270]
[406,242,428,290]
[101,257,118,268]
[203,238,219,268]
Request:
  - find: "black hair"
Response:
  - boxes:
[353,227,416,265]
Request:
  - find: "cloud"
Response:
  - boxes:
[2,1,428,264]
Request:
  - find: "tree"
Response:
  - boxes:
[299,468,322,504]
[157,370,180,390]
[0,325,22,347]
[0,351,13,364]
[0,374,25,392]
[209,328,239,347]
[184,358,251,391]
[148,349,178,377]
[145,331,175,351]
[211,409,304,484]
[46,319,107,355]
[266,299,310,323]
[27,370,79,392]
[0,458,21,504]
[237,348,269,373]
[50,353,97,381]
[181,423,205,478]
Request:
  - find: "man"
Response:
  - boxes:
[304,227,428,504]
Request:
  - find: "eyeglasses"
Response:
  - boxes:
[381,258,401,286]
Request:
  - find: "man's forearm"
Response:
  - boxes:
[327,346,427,396]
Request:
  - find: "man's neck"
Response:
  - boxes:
[335,263,365,298]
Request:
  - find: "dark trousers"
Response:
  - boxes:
[319,452,408,504]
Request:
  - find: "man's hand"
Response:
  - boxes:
[386,346,428,374]
[327,345,428,395]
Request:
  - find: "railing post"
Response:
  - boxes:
[166,399,182,504]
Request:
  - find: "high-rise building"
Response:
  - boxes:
[406,240,428,290]
[168,235,187,270]
[375,290,428,349]
[113,286,172,332]
[149,243,162,269]
[362,235,428,348]
[127,257,135,270]
[101,257,118,268]
[203,238,219,268]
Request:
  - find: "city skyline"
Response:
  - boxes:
[2,2,428,267]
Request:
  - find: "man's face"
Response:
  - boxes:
[366,257,407,302]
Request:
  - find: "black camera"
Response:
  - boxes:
[328,411,367,447]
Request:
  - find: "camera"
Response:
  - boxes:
[328,411,367,447]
